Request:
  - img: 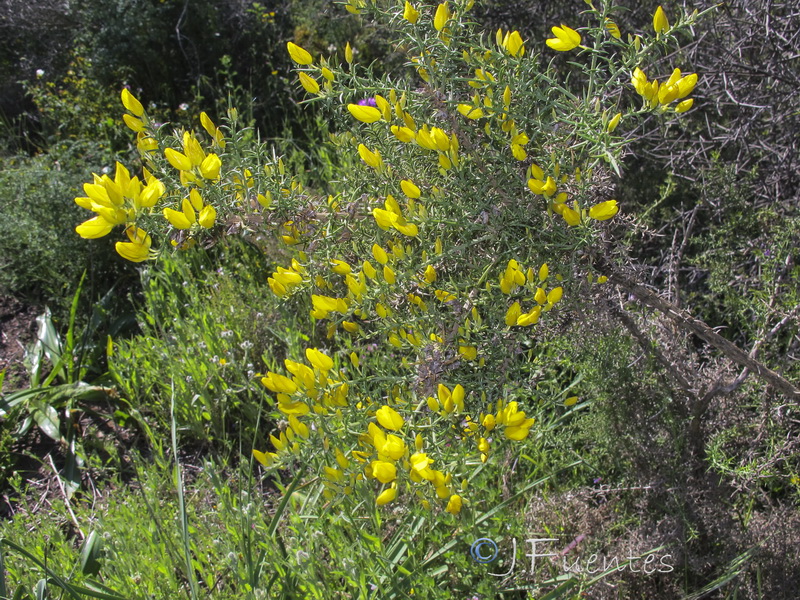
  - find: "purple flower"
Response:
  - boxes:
[357,97,377,107]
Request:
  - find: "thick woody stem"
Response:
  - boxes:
[609,272,800,400]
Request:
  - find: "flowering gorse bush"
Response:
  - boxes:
[74,0,707,520]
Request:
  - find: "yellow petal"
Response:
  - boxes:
[287,42,313,65]
[298,72,320,94]
[546,25,581,51]
[121,88,144,116]
[163,207,192,229]
[347,103,382,123]
[653,6,669,34]
[198,204,216,228]
[403,1,420,23]
[433,3,451,32]
[376,486,397,506]
[123,114,145,132]
[75,216,114,239]
[165,148,192,171]
[588,199,619,221]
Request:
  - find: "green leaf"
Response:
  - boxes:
[32,402,62,442]
[34,579,47,600]
[79,531,103,576]
[34,308,64,380]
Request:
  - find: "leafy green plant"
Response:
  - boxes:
[109,239,300,450]
[0,141,133,318]
[3,0,795,598]
[0,274,123,497]
[61,0,726,595]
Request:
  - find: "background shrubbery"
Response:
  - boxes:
[0,1,798,599]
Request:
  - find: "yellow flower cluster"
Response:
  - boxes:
[255,349,477,513]
[527,163,619,226]
[546,25,582,52]
[455,64,531,162]
[249,0,706,516]
[496,28,525,57]
[287,41,339,95]
[74,159,165,262]
[162,188,216,230]
[631,67,697,113]
[499,260,564,326]
[75,90,231,260]
[268,260,306,297]
[164,133,221,183]
[462,398,536,463]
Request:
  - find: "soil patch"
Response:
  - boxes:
[0,294,40,391]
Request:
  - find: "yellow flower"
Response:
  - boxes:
[675,98,694,113]
[253,449,277,467]
[378,434,406,460]
[498,29,525,57]
[547,287,563,304]
[459,345,477,360]
[538,263,549,281]
[287,42,313,65]
[527,175,557,196]
[165,148,192,171]
[370,460,397,484]
[605,19,621,39]
[607,112,622,133]
[376,486,397,506]
[653,6,669,34]
[298,72,320,94]
[446,494,463,514]
[433,3,451,32]
[546,25,581,52]
[75,216,115,239]
[123,114,145,132]
[558,203,581,226]
[330,259,352,275]
[198,204,216,229]
[505,301,521,326]
[677,73,698,98]
[424,265,437,284]
[403,1,420,23]
[115,226,151,262]
[261,372,298,394]
[288,415,309,439]
[371,244,389,265]
[401,180,421,198]
[410,453,434,478]
[376,405,404,430]
[120,88,144,116]
[383,265,396,284]
[163,207,192,230]
[358,144,382,169]
[588,199,619,221]
[306,347,334,371]
[200,112,216,137]
[347,103,382,123]
[516,306,541,326]
[391,125,416,142]
[373,208,396,229]
[199,153,221,180]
